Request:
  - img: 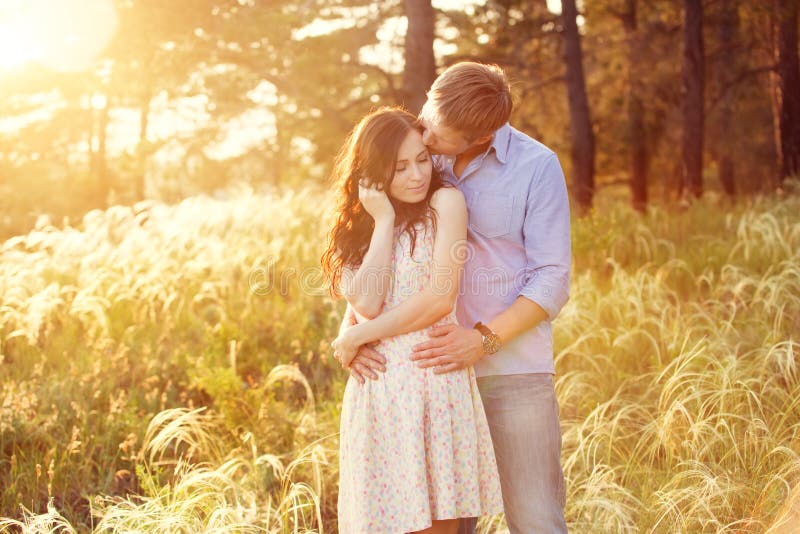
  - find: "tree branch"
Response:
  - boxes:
[708,64,776,112]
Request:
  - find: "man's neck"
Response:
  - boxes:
[453,139,493,178]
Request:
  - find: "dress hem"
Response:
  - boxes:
[341,506,505,534]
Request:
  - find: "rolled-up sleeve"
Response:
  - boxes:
[518,153,572,319]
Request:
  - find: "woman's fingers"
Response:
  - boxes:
[358,182,386,197]
[358,187,378,201]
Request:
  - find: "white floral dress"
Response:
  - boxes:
[337,218,504,534]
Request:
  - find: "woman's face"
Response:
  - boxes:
[387,129,432,204]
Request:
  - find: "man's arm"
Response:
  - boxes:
[486,152,572,342]
[515,153,571,324]
[485,296,549,346]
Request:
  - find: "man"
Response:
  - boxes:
[339,62,571,533]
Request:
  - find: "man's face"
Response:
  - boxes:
[418,101,474,156]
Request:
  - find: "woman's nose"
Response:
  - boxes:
[411,163,426,181]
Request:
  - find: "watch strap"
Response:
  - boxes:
[474,321,492,336]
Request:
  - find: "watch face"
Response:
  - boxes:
[483,334,501,354]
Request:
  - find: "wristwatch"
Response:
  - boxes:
[473,322,501,355]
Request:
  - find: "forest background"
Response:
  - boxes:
[1,0,799,234]
[1,0,800,532]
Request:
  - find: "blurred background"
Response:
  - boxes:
[1,1,800,532]
[1,0,798,240]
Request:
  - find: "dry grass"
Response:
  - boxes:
[0,185,798,532]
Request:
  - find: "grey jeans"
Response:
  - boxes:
[458,373,568,534]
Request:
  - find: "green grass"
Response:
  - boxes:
[1,184,798,532]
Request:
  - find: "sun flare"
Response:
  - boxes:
[0,0,117,72]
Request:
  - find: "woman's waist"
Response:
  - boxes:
[370,314,457,349]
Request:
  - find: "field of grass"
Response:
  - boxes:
[0,184,798,533]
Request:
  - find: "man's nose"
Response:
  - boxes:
[422,129,433,146]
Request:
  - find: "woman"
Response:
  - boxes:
[321,107,503,534]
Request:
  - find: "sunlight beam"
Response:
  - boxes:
[0,0,117,73]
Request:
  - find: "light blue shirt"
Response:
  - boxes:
[434,123,572,377]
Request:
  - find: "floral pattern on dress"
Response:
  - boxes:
[337,218,504,534]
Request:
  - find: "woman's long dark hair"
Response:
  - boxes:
[321,106,448,296]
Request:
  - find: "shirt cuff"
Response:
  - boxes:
[519,281,568,320]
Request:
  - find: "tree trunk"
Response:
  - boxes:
[769,56,783,191]
[562,0,595,214]
[88,104,97,183]
[716,0,737,197]
[402,0,436,115]
[681,0,705,200]
[97,97,110,208]
[623,0,648,212]
[137,93,150,201]
[773,0,800,183]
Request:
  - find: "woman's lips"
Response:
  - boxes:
[409,183,427,193]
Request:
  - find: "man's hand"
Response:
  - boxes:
[346,345,387,385]
[410,324,483,374]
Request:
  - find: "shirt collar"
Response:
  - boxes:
[490,123,511,165]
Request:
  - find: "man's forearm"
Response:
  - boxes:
[486,296,549,346]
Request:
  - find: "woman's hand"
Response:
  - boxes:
[331,326,364,369]
[358,179,395,222]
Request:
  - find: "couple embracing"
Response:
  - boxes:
[321,62,571,534]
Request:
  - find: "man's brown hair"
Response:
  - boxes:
[424,62,513,141]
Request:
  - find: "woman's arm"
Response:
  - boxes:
[338,301,355,336]
[343,187,467,350]
[340,218,394,319]
[340,185,396,319]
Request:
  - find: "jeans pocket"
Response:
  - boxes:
[469,192,514,238]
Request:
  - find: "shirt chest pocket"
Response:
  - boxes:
[468,192,515,238]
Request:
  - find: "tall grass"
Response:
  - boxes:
[559,194,800,533]
[1,185,798,532]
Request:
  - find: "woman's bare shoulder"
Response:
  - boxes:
[430,186,466,213]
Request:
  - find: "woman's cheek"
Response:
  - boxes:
[389,176,404,198]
